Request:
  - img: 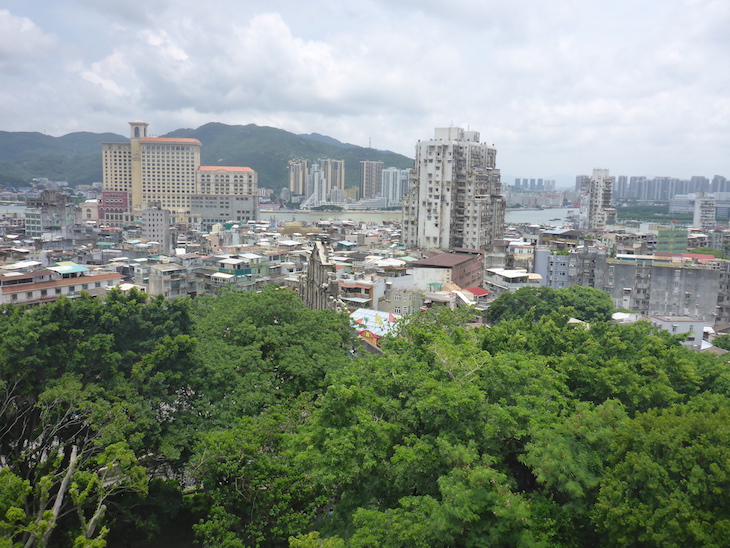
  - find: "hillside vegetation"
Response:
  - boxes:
[0,123,413,190]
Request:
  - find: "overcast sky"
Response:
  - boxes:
[1,0,728,184]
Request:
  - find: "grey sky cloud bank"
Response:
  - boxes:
[1,0,728,182]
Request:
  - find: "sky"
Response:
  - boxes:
[1,0,729,186]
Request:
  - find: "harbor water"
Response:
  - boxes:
[265,208,574,227]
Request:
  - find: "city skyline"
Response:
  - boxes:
[1,1,728,181]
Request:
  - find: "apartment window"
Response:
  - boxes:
[11,294,17,301]
[41,289,47,297]
[56,288,62,295]
[394,307,401,314]
[26,292,33,299]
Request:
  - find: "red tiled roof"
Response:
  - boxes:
[139,137,202,145]
[464,286,490,296]
[199,166,254,172]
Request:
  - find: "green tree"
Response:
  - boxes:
[557,285,614,323]
[294,313,569,541]
[486,287,557,324]
[190,286,353,422]
[0,291,193,546]
[487,286,613,324]
[593,394,730,546]
[189,404,326,547]
[711,333,730,350]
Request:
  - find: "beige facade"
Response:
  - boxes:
[288,159,309,195]
[103,122,257,226]
[319,158,345,194]
[102,122,201,223]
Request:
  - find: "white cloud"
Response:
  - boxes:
[0,0,728,179]
[0,10,56,73]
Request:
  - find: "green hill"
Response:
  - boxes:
[0,131,125,185]
[0,123,413,190]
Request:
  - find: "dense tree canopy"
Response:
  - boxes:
[1,286,728,547]
[487,285,615,324]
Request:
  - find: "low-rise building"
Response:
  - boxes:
[483,267,542,295]
[650,315,708,350]
[0,263,122,306]
[411,251,484,291]
[147,263,189,300]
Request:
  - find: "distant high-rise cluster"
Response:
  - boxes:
[589,174,726,202]
[512,177,556,191]
[290,158,345,208]
[290,158,409,208]
[320,158,345,195]
[288,158,309,196]
[402,127,505,250]
[101,122,258,228]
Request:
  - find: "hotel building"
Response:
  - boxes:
[102,121,258,226]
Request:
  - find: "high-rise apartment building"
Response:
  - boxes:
[319,158,345,195]
[693,193,716,229]
[579,168,615,230]
[381,167,410,208]
[102,122,257,225]
[360,161,384,199]
[402,127,505,250]
[288,159,309,196]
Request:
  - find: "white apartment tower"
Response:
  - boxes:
[381,167,410,208]
[579,168,615,230]
[303,163,328,207]
[693,193,716,229]
[402,127,505,250]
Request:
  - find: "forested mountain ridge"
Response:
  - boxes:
[0,124,413,189]
[1,287,729,547]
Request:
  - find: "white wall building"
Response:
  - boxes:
[693,193,717,229]
[381,167,410,207]
[140,206,173,253]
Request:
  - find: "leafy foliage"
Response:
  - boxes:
[487,285,614,324]
[3,288,729,547]
[712,333,730,350]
